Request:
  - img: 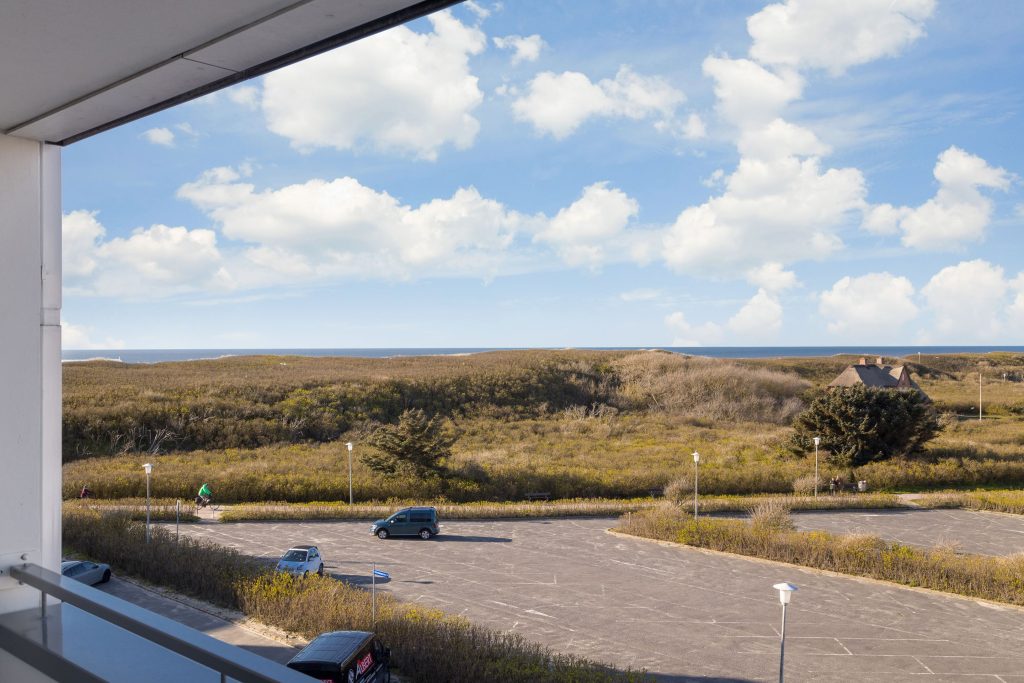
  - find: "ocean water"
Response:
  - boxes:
[61,346,1024,364]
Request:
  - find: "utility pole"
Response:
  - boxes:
[979,370,983,421]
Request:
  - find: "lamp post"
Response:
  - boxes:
[692,451,700,518]
[813,437,820,498]
[345,442,354,505]
[773,582,798,683]
[142,463,153,543]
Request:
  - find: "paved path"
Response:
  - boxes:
[790,508,1024,556]
[97,576,300,665]
[171,518,1024,682]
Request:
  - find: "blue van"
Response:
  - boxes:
[370,506,439,539]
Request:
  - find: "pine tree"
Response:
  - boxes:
[363,408,454,477]
[791,386,940,467]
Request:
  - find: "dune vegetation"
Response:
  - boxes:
[62,350,1024,504]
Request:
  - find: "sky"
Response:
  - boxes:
[61,0,1024,349]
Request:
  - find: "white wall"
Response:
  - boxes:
[0,134,61,616]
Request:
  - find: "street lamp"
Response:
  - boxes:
[142,463,153,543]
[813,437,820,498]
[773,582,798,683]
[345,442,354,505]
[692,451,700,518]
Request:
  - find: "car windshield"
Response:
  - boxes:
[282,550,307,562]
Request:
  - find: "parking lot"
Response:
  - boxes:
[173,515,1024,681]
[791,507,1024,556]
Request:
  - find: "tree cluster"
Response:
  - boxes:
[791,386,940,467]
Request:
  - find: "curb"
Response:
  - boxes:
[604,527,1024,614]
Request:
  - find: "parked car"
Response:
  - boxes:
[276,545,325,577]
[61,560,111,586]
[370,506,439,539]
[286,630,390,683]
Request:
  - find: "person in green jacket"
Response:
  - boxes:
[196,482,213,508]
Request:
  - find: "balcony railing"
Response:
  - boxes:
[0,563,312,682]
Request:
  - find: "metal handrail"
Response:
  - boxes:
[10,563,311,683]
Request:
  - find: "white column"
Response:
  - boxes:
[0,134,61,613]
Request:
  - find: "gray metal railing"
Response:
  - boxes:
[8,563,312,683]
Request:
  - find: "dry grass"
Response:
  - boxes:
[915,490,1024,514]
[63,498,197,521]
[749,500,796,532]
[616,506,1024,606]
[221,499,655,522]
[220,493,905,522]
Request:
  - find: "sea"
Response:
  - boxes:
[61,346,1024,364]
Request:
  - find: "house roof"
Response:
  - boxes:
[828,359,928,399]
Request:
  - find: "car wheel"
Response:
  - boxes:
[303,570,309,579]
[317,564,324,577]
[101,569,111,584]
[419,528,432,540]
[377,529,389,539]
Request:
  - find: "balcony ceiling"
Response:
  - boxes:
[0,0,459,145]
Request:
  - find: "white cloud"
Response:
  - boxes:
[493,34,544,64]
[664,311,722,346]
[862,203,910,236]
[921,259,1009,338]
[897,147,1011,249]
[657,0,940,280]
[702,57,803,128]
[535,182,640,267]
[96,225,230,292]
[228,85,260,109]
[63,210,105,280]
[142,127,175,147]
[747,0,936,75]
[682,113,707,140]
[261,10,485,160]
[61,321,125,350]
[63,211,230,297]
[746,262,798,292]
[179,170,524,282]
[619,288,662,302]
[663,154,864,274]
[464,0,490,19]
[512,66,684,139]
[172,166,655,288]
[728,288,783,337]
[819,272,918,336]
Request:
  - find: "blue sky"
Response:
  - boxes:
[61,0,1024,349]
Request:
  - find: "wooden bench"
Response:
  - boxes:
[524,492,551,502]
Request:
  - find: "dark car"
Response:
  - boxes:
[286,631,390,683]
[370,506,439,539]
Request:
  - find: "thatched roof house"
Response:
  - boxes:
[829,357,929,400]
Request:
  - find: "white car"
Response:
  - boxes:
[276,545,325,577]
[61,560,111,586]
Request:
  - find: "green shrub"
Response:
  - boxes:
[791,386,941,466]
[364,408,453,477]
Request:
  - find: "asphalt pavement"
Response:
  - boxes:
[171,515,1024,682]
[791,507,1024,556]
